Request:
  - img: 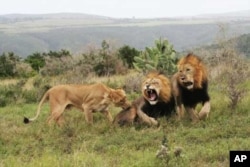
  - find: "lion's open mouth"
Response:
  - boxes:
[182,81,194,89]
[183,81,193,87]
[145,89,158,101]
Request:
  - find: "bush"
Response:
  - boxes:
[0,82,25,106]
[0,77,52,106]
[204,45,250,110]
[118,45,140,68]
[133,38,177,75]
[0,52,20,78]
[25,52,45,72]
[94,40,128,76]
[40,50,74,76]
[77,40,128,77]
[219,50,250,109]
[123,73,144,93]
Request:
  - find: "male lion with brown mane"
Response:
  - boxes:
[24,83,130,125]
[114,72,175,126]
[171,53,210,121]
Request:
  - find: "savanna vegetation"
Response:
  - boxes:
[0,35,250,167]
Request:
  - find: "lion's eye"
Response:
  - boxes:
[179,70,182,73]
[186,68,191,72]
[120,98,125,103]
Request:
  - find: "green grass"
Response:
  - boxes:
[0,87,250,167]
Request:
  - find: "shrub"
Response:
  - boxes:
[77,40,128,77]
[220,50,250,109]
[25,52,45,72]
[40,50,74,76]
[0,81,26,106]
[0,52,20,78]
[133,38,177,75]
[15,62,35,78]
[123,73,144,93]
[94,40,128,76]
[204,44,250,110]
[118,45,140,68]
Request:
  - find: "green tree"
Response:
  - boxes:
[94,40,119,76]
[25,52,45,72]
[133,38,177,75]
[0,52,20,77]
[46,49,72,59]
[41,49,73,76]
[118,45,140,68]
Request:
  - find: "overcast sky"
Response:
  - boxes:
[0,0,249,18]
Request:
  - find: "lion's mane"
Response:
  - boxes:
[114,72,175,126]
[143,72,172,103]
[172,53,210,121]
[177,53,208,89]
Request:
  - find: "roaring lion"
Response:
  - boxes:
[24,83,131,125]
[171,53,210,121]
[114,72,175,126]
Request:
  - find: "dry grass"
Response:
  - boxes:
[0,79,18,86]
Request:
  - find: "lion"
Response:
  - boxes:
[113,72,175,126]
[171,53,210,121]
[23,83,131,126]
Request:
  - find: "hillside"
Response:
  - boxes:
[204,33,250,58]
[0,11,250,57]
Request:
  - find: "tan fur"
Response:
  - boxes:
[172,54,210,121]
[113,97,140,125]
[142,72,172,104]
[24,83,130,125]
[114,72,172,126]
[113,97,159,126]
[177,54,207,89]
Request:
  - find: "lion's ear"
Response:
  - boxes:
[109,90,123,103]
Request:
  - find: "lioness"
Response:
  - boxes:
[24,83,130,125]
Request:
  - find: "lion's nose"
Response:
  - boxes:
[180,76,185,80]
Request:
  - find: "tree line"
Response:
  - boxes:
[0,39,177,78]
[0,37,249,110]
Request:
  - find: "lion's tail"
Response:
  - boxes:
[23,91,49,124]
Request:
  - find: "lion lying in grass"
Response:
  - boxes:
[171,53,210,121]
[114,72,175,126]
[24,83,130,126]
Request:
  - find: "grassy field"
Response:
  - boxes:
[0,80,249,167]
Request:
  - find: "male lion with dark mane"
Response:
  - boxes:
[171,53,210,121]
[114,72,175,126]
[24,83,130,126]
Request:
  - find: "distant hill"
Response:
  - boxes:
[236,34,250,57]
[0,11,250,57]
[195,10,250,19]
[203,33,250,58]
